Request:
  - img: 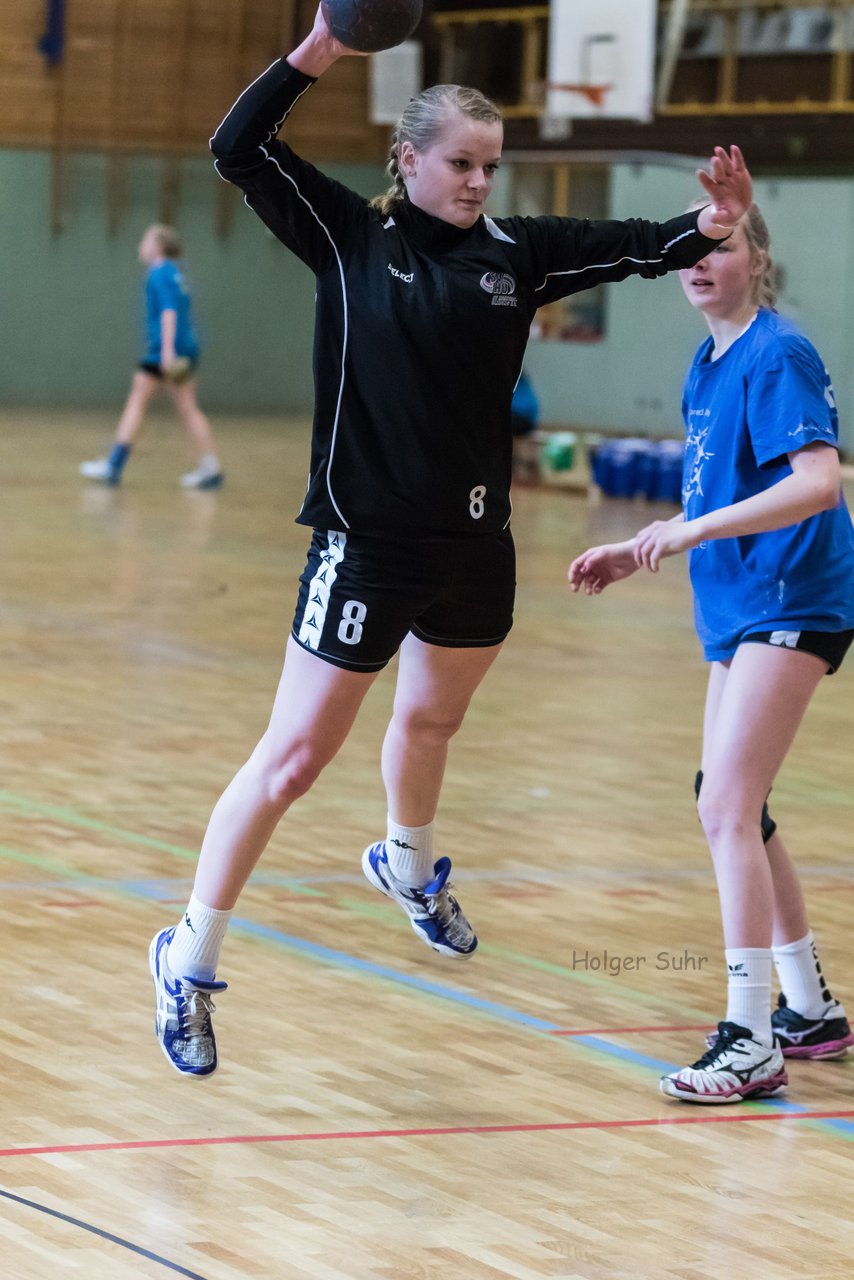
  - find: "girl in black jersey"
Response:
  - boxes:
[148,6,754,1076]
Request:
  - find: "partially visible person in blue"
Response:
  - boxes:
[570,202,854,1105]
[511,369,539,438]
[80,224,223,489]
[511,368,540,483]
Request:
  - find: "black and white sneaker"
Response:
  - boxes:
[661,1021,788,1104]
[705,995,854,1060]
[771,994,854,1060]
[361,842,477,958]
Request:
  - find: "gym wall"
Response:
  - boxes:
[2,145,852,453]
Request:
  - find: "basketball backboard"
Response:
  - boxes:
[547,0,657,122]
[370,41,423,125]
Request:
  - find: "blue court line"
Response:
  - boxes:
[571,1036,677,1074]
[17,862,854,1135]
[0,1187,210,1279]
[229,916,563,1031]
[227,919,854,1137]
[3,834,853,1139]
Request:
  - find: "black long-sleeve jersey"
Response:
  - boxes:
[211,58,722,536]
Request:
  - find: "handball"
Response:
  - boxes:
[321,0,423,53]
[162,356,193,385]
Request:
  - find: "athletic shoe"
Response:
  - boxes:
[770,993,854,1060]
[80,457,121,485]
[361,842,477,958]
[660,1021,788,1104]
[704,995,854,1060]
[149,926,227,1077]
[180,464,224,490]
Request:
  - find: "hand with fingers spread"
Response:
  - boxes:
[568,540,639,595]
[696,145,752,238]
[633,516,703,573]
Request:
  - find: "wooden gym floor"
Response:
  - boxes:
[1,407,853,1280]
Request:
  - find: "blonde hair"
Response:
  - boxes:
[146,224,183,259]
[740,203,779,309]
[690,199,779,309]
[370,85,503,217]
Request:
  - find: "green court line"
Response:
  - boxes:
[0,844,121,883]
[338,896,717,1023]
[0,790,197,859]
[0,838,850,1139]
[4,783,717,1018]
[0,789,323,896]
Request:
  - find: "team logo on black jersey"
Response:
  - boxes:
[479,271,518,306]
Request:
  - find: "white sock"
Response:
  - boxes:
[167,892,232,982]
[773,931,841,1020]
[384,816,436,888]
[725,947,773,1044]
[199,454,220,475]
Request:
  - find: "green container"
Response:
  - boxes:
[542,432,577,472]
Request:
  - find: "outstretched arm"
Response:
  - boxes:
[568,539,639,595]
[634,444,841,572]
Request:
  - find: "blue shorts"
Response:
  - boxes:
[291,528,515,672]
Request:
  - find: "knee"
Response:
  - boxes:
[394,702,466,748]
[256,741,326,809]
[696,785,739,844]
[694,769,777,846]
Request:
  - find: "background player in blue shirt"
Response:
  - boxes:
[570,202,854,1105]
[80,224,223,489]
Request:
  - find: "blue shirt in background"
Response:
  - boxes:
[681,308,854,661]
[143,259,200,365]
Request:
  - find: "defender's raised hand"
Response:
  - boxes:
[696,145,752,237]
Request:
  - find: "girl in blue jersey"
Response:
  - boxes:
[80,224,223,489]
[570,203,854,1105]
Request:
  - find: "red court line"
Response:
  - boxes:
[3,1109,854,1159]
[549,1025,714,1036]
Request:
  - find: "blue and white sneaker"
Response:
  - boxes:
[148,927,227,1077]
[361,843,477,958]
[79,457,121,485]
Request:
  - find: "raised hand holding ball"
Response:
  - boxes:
[319,0,423,54]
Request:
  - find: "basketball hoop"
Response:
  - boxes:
[544,83,610,109]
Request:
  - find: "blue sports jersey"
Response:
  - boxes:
[143,260,200,364]
[681,308,854,661]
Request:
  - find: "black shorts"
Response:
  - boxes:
[138,359,198,379]
[292,528,516,672]
[740,628,854,674]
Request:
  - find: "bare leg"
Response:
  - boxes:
[193,637,379,908]
[165,378,218,457]
[115,371,161,445]
[765,831,811,946]
[699,645,827,948]
[381,634,503,826]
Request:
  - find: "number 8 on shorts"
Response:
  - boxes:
[338,599,367,645]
